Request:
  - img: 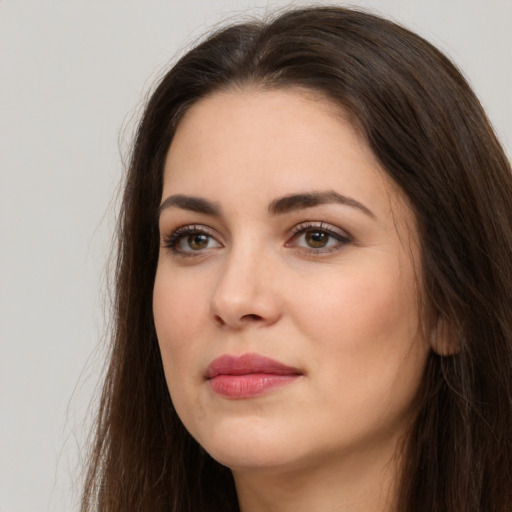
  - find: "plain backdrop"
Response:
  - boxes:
[1,1,511,511]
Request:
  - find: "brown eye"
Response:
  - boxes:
[188,234,209,250]
[164,226,222,256]
[305,230,329,248]
[286,222,351,254]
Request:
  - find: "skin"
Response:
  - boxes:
[153,88,431,512]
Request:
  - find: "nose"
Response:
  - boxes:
[210,245,282,329]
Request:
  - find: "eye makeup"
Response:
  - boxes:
[286,221,352,256]
[161,219,352,260]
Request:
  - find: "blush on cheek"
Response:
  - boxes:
[153,279,208,395]
[154,279,201,340]
[309,265,419,363]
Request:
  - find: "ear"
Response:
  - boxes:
[430,317,461,356]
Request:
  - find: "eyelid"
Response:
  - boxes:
[289,221,352,240]
[160,220,351,258]
[285,221,352,253]
[161,224,223,256]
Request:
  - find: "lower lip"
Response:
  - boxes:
[208,373,300,398]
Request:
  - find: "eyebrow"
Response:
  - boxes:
[158,194,221,217]
[158,190,375,219]
[268,190,376,218]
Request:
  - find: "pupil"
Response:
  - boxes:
[189,234,208,250]
[306,230,328,248]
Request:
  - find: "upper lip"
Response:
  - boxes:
[206,353,302,379]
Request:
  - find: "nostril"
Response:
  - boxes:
[213,313,263,327]
[213,314,225,326]
[241,314,263,322]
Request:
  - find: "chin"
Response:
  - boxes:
[193,415,303,472]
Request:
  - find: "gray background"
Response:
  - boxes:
[1,1,511,511]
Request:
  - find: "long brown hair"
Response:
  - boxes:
[82,6,512,511]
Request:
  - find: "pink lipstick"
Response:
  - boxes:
[206,353,302,398]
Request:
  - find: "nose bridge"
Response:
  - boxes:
[210,235,279,328]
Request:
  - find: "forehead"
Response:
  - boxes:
[167,88,366,160]
[163,88,411,224]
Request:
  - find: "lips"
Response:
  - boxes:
[206,353,302,398]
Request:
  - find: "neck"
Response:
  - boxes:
[232,433,406,512]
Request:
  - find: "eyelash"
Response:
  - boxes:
[162,225,218,257]
[161,222,351,258]
[287,222,351,255]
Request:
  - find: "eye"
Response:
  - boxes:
[162,225,222,256]
[287,222,351,253]
[303,230,331,248]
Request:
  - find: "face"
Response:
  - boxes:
[153,89,430,478]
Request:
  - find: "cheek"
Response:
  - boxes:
[153,264,209,345]
[153,267,215,436]
[293,258,427,437]
[152,265,210,399]
[294,255,422,371]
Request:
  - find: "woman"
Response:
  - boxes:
[82,6,512,512]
